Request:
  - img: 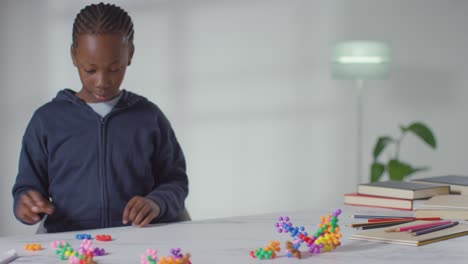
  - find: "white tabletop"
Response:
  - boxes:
[0,206,466,263]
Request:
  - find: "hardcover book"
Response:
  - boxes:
[412,175,468,195]
[414,195,468,220]
[357,180,449,200]
[344,193,414,210]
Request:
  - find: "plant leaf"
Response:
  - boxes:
[399,125,408,133]
[387,159,428,181]
[404,122,437,149]
[370,162,385,182]
[372,136,394,160]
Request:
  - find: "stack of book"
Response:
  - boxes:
[344,180,450,210]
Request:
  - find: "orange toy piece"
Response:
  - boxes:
[263,241,281,258]
[157,253,191,264]
[24,243,42,251]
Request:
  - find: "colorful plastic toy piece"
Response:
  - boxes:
[307,209,342,254]
[170,248,183,258]
[140,248,191,264]
[272,209,343,258]
[157,253,191,264]
[140,249,158,264]
[285,241,301,259]
[64,240,98,264]
[167,248,192,264]
[52,240,97,263]
[55,244,75,260]
[24,243,42,251]
[75,234,92,240]
[96,234,112,241]
[93,248,105,256]
[76,239,105,257]
[250,241,281,259]
[69,251,96,264]
[80,239,93,251]
[50,241,67,249]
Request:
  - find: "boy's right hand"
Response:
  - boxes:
[15,190,54,224]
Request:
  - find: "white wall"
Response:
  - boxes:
[1,0,467,236]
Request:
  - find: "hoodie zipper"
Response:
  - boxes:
[97,109,126,228]
[96,117,107,228]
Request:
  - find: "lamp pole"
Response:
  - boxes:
[332,41,390,184]
[356,79,364,184]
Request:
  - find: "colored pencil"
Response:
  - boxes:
[385,221,452,232]
[348,219,414,228]
[411,222,459,236]
[351,215,413,219]
[358,221,414,230]
[367,217,441,223]
[408,221,452,233]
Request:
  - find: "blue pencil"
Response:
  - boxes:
[411,221,459,236]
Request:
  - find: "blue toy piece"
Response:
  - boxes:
[74,233,92,240]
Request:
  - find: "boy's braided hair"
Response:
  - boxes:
[72,2,134,47]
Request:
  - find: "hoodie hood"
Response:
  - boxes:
[53,89,146,110]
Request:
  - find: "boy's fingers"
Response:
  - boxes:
[133,205,151,226]
[136,199,160,227]
[139,211,158,227]
[21,202,41,221]
[42,202,55,215]
[18,204,40,224]
[122,196,140,224]
[27,191,46,206]
[28,191,54,214]
[26,193,54,214]
[21,193,39,213]
[22,190,52,213]
[122,206,130,224]
[25,211,40,223]
[128,199,145,223]
[16,190,51,224]
[20,213,36,224]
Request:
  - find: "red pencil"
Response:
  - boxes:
[385,221,452,232]
[367,217,441,223]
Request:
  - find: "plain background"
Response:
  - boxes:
[1,0,468,236]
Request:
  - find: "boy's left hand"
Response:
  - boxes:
[122,196,160,227]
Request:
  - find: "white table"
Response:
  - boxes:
[0,206,466,263]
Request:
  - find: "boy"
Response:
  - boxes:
[12,3,188,233]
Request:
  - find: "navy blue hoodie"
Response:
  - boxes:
[12,89,188,233]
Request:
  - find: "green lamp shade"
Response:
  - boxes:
[332,41,390,80]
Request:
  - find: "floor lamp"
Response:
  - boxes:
[331,41,390,183]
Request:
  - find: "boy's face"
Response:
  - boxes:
[71,33,134,103]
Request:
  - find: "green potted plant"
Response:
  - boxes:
[370,122,437,182]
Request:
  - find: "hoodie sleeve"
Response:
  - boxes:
[12,111,50,224]
[146,109,189,222]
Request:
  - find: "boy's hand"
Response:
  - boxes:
[122,196,160,227]
[15,190,54,224]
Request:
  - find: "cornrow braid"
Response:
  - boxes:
[72,2,134,47]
